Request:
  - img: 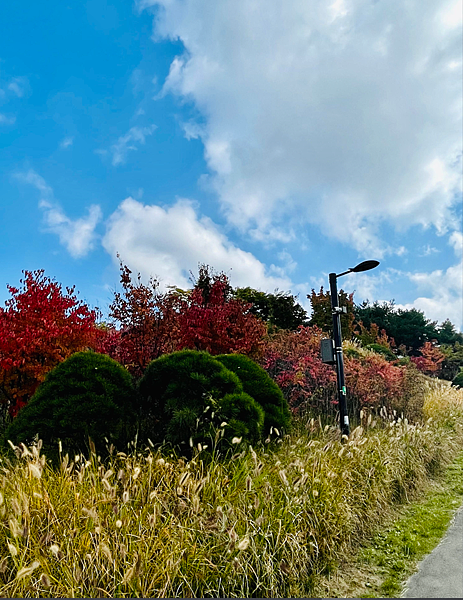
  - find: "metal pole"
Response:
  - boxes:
[329,272,350,438]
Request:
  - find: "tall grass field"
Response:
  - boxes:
[0,381,462,598]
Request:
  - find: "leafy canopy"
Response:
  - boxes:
[0,270,99,417]
[234,287,308,331]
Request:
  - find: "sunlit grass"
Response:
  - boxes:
[0,383,462,597]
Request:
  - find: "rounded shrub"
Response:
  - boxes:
[137,350,265,449]
[216,353,291,434]
[220,392,264,443]
[3,351,137,457]
[366,343,397,362]
[451,370,463,389]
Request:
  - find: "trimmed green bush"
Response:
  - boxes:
[138,350,265,448]
[216,353,291,434]
[451,370,463,389]
[366,343,397,362]
[219,392,265,443]
[3,351,137,457]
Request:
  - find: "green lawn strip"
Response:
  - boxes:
[314,448,463,599]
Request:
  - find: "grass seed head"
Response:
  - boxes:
[15,560,40,581]
[237,536,249,551]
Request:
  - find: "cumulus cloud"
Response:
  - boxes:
[110,125,157,166]
[39,201,102,258]
[102,197,292,291]
[397,233,463,330]
[15,169,102,258]
[141,0,462,253]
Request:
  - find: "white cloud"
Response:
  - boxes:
[110,125,157,166]
[60,136,74,149]
[39,201,102,258]
[7,76,28,98]
[15,169,102,258]
[0,113,16,125]
[419,245,440,257]
[102,197,292,291]
[141,0,462,252]
[17,170,53,198]
[397,233,463,330]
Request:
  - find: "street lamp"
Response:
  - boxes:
[325,260,380,438]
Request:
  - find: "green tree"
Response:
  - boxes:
[307,286,355,339]
[354,301,439,355]
[354,300,396,338]
[234,287,308,331]
[440,343,463,381]
[437,319,463,346]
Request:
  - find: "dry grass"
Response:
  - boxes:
[0,384,462,598]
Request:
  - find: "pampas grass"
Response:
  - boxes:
[0,383,462,598]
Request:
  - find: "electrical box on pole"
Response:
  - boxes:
[320,338,336,364]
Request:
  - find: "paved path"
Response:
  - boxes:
[402,506,463,598]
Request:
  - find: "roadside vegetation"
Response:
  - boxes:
[0,265,462,597]
[0,382,461,597]
[315,381,463,598]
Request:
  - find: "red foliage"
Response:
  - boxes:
[101,260,181,377]
[260,325,407,417]
[103,262,266,375]
[344,352,404,413]
[411,341,445,376]
[0,270,99,416]
[176,270,266,356]
[260,326,337,414]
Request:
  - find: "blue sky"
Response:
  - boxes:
[1,0,462,330]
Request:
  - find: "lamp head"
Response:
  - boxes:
[350,260,380,273]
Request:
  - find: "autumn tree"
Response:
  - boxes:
[176,265,267,356]
[0,270,99,418]
[411,341,445,377]
[261,325,337,416]
[102,258,180,378]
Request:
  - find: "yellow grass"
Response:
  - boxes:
[0,381,462,597]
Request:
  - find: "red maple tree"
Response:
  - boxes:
[0,270,99,416]
[411,341,445,376]
[101,260,180,377]
[176,266,267,356]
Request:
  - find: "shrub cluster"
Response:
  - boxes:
[261,327,428,423]
[137,349,266,449]
[4,350,290,458]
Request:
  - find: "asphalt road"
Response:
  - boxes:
[402,506,463,598]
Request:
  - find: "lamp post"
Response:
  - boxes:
[329,260,380,438]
